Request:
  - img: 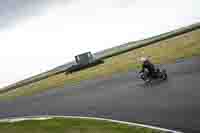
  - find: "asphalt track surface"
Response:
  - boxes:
[0,57,200,133]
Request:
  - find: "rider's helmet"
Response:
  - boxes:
[139,57,148,63]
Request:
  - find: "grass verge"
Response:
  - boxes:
[0,118,164,133]
[1,29,200,100]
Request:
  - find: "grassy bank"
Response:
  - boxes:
[1,29,200,100]
[0,118,164,133]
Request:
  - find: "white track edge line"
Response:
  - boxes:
[0,115,183,133]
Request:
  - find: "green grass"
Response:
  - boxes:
[0,118,164,133]
[1,29,200,100]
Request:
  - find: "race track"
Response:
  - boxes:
[0,57,200,133]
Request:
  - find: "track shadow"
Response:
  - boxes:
[136,79,169,88]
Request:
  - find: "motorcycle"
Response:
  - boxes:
[139,68,168,83]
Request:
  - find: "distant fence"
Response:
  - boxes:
[0,23,200,94]
[99,23,200,60]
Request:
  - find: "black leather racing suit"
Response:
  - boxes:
[140,60,155,78]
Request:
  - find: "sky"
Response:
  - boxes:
[0,0,199,88]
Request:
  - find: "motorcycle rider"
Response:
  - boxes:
[139,57,156,79]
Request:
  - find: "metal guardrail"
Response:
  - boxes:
[0,23,200,94]
[99,23,200,60]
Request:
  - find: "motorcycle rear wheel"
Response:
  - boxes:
[162,72,168,80]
